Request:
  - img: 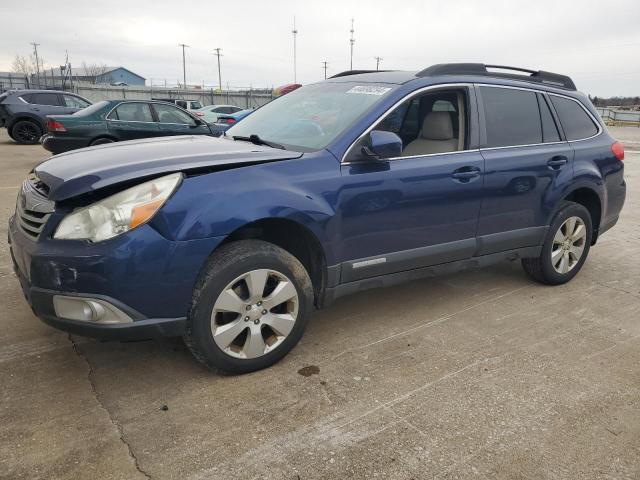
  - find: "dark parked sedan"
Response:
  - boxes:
[41,100,212,154]
[0,89,92,144]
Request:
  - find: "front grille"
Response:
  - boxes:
[15,176,54,240]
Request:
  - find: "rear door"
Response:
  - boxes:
[26,92,66,118]
[476,85,574,254]
[151,103,210,136]
[106,102,159,140]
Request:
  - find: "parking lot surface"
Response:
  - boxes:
[1,128,639,479]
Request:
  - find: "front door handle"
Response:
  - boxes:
[452,166,481,182]
[547,156,568,169]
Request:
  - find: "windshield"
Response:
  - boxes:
[226,82,396,152]
[73,100,109,116]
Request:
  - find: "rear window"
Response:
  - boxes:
[481,87,541,148]
[109,103,153,122]
[550,96,599,140]
[25,93,61,106]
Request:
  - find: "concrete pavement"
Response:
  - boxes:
[1,129,639,479]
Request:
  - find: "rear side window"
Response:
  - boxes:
[481,87,541,148]
[25,93,61,106]
[109,103,153,122]
[550,96,599,140]
[538,94,561,143]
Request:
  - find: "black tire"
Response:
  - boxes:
[184,239,314,374]
[90,137,115,147]
[11,120,42,145]
[522,201,592,285]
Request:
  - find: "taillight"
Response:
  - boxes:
[195,112,204,117]
[612,141,624,161]
[224,118,236,125]
[47,120,67,132]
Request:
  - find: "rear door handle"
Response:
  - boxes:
[452,167,481,182]
[547,156,568,169]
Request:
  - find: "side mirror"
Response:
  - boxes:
[361,130,402,160]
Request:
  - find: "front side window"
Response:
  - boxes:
[348,89,467,161]
[153,104,196,124]
[226,82,397,152]
[63,95,90,109]
[109,103,153,122]
[481,87,541,148]
[550,95,599,140]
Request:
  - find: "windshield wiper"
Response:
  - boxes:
[232,134,286,150]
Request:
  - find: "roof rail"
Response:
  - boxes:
[329,70,391,79]
[416,63,576,90]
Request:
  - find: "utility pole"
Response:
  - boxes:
[292,17,298,83]
[31,42,41,88]
[322,61,328,79]
[213,48,223,91]
[178,43,189,89]
[349,18,355,70]
[374,56,383,71]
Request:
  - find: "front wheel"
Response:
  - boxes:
[184,240,313,374]
[522,201,592,285]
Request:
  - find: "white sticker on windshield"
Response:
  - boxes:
[346,85,391,95]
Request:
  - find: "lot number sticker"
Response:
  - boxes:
[346,85,391,95]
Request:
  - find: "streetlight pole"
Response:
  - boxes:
[322,61,329,79]
[31,42,41,88]
[179,43,189,89]
[213,48,223,91]
[292,17,298,83]
[349,18,355,70]
[374,56,383,71]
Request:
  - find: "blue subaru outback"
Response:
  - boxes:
[9,64,626,373]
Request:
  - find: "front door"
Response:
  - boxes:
[337,86,484,282]
[152,103,210,136]
[475,86,574,255]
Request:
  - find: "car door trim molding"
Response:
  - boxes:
[340,226,548,283]
[341,83,477,164]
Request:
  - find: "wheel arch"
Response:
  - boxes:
[8,114,45,132]
[218,218,329,308]
[89,134,118,145]
[561,186,603,244]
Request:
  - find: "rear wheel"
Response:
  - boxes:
[90,137,115,146]
[11,120,42,145]
[184,240,313,374]
[522,201,592,285]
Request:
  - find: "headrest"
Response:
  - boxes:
[421,111,454,140]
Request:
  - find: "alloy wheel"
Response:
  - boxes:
[210,269,299,359]
[551,216,587,274]
[15,123,39,143]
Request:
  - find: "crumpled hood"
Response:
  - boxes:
[35,135,303,201]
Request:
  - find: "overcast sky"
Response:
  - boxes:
[1,0,639,96]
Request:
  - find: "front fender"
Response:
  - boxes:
[152,153,340,264]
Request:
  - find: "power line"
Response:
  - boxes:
[213,48,223,91]
[30,42,41,88]
[374,56,383,71]
[322,61,329,79]
[178,43,189,89]
[349,18,355,70]
[292,16,298,83]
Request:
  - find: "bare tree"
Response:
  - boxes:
[12,53,44,76]
[81,62,109,84]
